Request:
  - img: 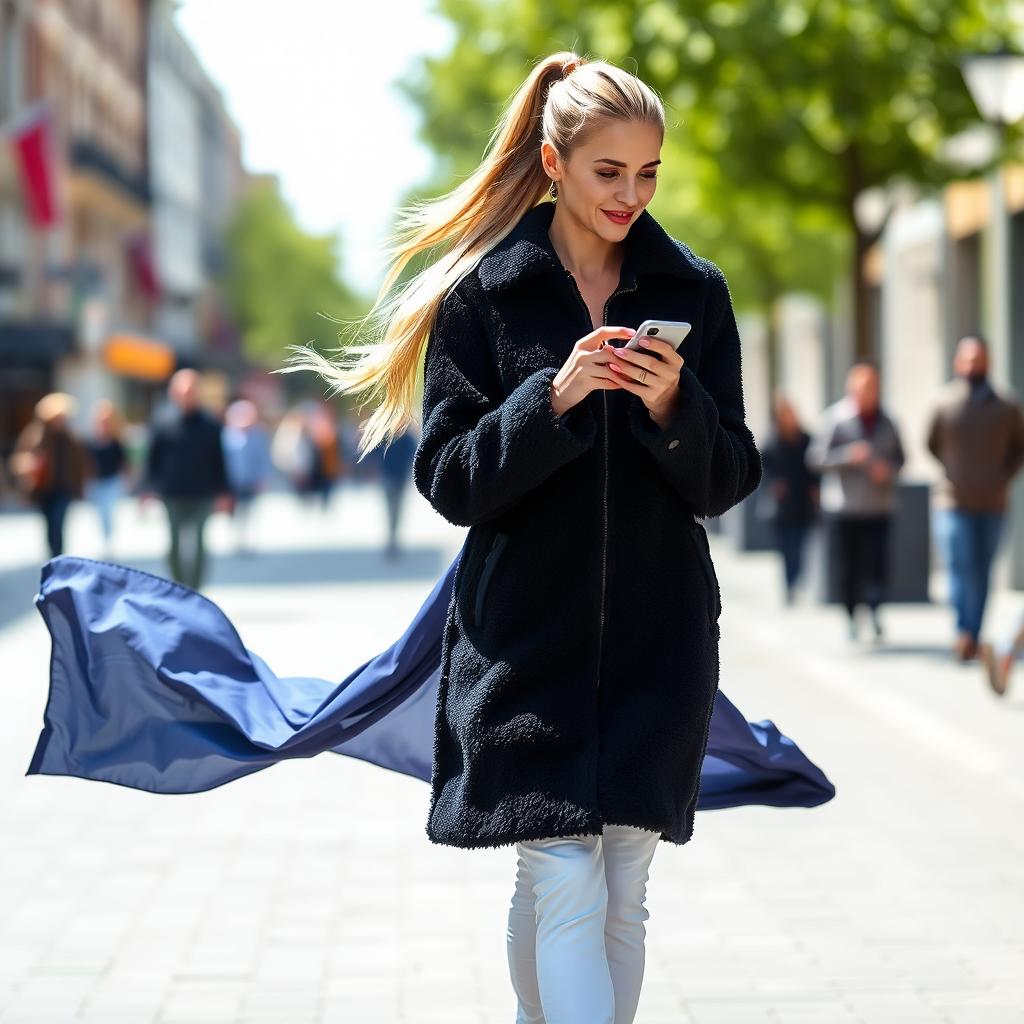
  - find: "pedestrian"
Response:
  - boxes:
[270,407,317,496]
[925,335,1024,662]
[759,391,821,605]
[9,392,90,558]
[141,369,232,590]
[376,425,417,560]
[285,51,762,1022]
[222,399,274,554]
[806,360,905,642]
[304,403,343,509]
[85,398,128,559]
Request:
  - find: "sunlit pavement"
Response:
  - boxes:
[1,485,1022,1023]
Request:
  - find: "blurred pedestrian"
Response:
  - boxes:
[925,335,1024,663]
[305,403,344,509]
[9,392,90,558]
[759,392,821,605]
[85,399,128,559]
[376,424,417,560]
[270,407,316,496]
[141,369,231,590]
[222,399,274,554]
[806,361,905,642]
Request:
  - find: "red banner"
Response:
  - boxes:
[9,105,60,228]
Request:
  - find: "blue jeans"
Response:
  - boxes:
[933,507,1004,642]
[506,825,662,1024]
[88,475,122,545]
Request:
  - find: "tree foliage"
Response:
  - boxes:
[399,0,1018,354]
[222,178,362,370]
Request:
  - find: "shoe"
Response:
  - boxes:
[956,632,979,661]
[978,642,1011,696]
[954,632,973,662]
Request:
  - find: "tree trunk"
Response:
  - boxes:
[850,211,874,363]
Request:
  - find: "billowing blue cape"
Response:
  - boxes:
[26,549,835,817]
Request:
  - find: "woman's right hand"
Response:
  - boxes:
[550,327,636,417]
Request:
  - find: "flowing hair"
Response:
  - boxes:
[281,50,665,460]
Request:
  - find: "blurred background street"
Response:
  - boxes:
[4,0,1024,1021]
[1,489,1023,1023]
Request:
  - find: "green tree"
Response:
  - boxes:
[222,177,363,376]
[400,0,1015,368]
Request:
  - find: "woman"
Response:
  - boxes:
[292,51,757,1020]
[760,391,821,605]
[10,392,90,558]
[85,399,128,558]
[27,52,833,1024]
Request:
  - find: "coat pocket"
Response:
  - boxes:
[689,521,722,628]
[473,530,511,629]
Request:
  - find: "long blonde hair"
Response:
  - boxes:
[282,50,665,460]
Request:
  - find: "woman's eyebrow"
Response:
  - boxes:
[593,158,662,167]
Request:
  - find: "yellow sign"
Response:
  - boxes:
[104,334,176,380]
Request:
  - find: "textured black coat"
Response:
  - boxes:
[413,200,762,850]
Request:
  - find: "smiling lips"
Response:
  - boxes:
[602,209,633,224]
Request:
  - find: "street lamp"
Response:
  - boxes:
[962,47,1024,129]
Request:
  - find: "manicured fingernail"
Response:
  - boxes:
[639,338,651,346]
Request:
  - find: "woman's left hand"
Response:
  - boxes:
[604,335,683,430]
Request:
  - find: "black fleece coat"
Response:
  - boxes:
[413,200,762,850]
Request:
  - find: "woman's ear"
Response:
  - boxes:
[539,140,559,184]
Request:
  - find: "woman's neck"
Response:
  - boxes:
[547,204,624,283]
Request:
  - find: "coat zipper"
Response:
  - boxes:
[563,268,638,691]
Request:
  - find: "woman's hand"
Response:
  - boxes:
[550,326,636,417]
[605,335,684,429]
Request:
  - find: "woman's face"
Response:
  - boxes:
[545,119,662,241]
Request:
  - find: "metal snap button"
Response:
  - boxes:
[667,439,680,449]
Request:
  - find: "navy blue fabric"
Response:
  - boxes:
[26,551,835,813]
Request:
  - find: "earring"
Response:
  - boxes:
[549,179,558,200]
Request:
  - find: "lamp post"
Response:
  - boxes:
[960,46,1024,584]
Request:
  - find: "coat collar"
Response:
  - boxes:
[477,200,706,292]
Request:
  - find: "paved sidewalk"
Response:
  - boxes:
[1,488,1022,1023]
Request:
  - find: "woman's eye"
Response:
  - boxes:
[597,171,659,180]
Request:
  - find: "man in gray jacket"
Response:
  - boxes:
[806,360,905,641]
[925,335,1024,663]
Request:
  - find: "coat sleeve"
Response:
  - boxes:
[413,284,599,528]
[625,263,762,518]
[143,422,164,493]
[1004,402,1024,479]
[925,406,942,462]
[210,422,229,494]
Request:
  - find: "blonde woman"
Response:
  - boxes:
[27,51,833,1024]
[291,51,761,1021]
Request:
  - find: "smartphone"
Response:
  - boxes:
[618,319,691,360]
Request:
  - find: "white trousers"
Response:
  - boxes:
[506,824,662,1024]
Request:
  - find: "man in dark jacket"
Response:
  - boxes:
[143,369,231,590]
[926,335,1024,662]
